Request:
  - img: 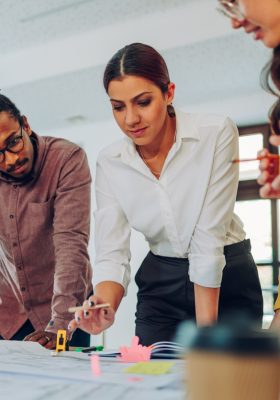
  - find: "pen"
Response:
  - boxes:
[68,302,110,313]
[81,345,104,353]
[232,154,279,163]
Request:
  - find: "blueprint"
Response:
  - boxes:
[0,341,186,399]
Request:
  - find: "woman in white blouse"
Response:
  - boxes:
[69,43,263,345]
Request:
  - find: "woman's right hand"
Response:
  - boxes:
[258,148,280,198]
[68,294,115,335]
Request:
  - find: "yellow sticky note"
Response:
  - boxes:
[125,361,174,375]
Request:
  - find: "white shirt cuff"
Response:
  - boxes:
[188,254,225,287]
[93,261,131,295]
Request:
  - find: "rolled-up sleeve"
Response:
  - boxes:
[93,158,131,294]
[188,118,239,287]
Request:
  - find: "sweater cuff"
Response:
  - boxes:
[93,261,131,295]
[45,317,72,340]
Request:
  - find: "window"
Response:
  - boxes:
[234,124,279,326]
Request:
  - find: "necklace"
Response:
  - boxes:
[138,146,161,177]
[137,129,176,178]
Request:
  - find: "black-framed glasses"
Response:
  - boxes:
[0,126,24,163]
[217,0,245,22]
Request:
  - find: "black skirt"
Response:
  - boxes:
[135,239,263,346]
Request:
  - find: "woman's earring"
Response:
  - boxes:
[167,103,176,118]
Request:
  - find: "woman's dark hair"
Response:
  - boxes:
[269,99,280,135]
[103,43,175,117]
[261,45,280,134]
[0,94,22,125]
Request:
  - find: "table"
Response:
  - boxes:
[0,341,186,400]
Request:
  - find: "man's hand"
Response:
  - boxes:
[24,330,57,350]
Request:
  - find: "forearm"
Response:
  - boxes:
[270,309,280,330]
[194,284,220,326]
[274,287,280,311]
[51,255,92,320]
[52,147,92,322]
[94,281,125,312]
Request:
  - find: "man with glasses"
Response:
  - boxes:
[0,94,93,348]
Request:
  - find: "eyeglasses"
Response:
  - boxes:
[217,0,245,22]
[0,126,24,163]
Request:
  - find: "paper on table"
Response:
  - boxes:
[125,362,175,375]
[0,341,185,391]
[0,374,185,400]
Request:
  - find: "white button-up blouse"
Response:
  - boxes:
[94,109,245,292]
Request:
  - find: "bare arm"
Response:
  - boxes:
[95,281,125,312]
[190,119,239,326]
[194,284,220,326]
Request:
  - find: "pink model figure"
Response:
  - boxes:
[118,336,152,363]
[91,354,101,376]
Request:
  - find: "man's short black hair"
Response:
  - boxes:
[0,94,22,125]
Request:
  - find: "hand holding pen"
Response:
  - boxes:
[68,295,115,335]
[258,149,280,198]
[232,149,280,199]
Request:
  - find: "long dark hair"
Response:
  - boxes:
[261,45,280,134]
[103,43,175,117]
